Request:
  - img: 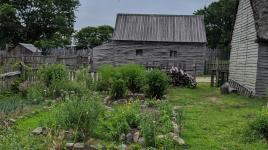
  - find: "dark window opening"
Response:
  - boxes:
[170,50,177,58]
[136,49,143,56]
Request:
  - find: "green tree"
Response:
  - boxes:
[74,25,114,48]
[0,0,80,49]
[194,0,236,51]
[0,4,22,48]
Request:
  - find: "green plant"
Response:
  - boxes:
[75,68,93,89]
[97,64,115,91]
[54,94,103,139]
[0,96,23,115]
[49,80,84,98]
[244,109,268,142]
[96,103,141,141]
[145,70,169,99]
[110,79,127,100]
[26,86,44,105]
[117,64,145,93]
[38,64,68,87]
[140,114,157,147]
[158,103,173,134]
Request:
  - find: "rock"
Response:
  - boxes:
[119,133,126,141]
[66,143,74,149]
[126,133,133,143]
[117,144,127,150]
[105,106,114,112]
[173,136,185,145]
[133,131,140,142]
[73,143,85,149]
[220,82,231,94]
[32,127,43,135]
[104,96,110,104]
[9,119,16,123]
[156,135,165,139]
[172,121,180,134]
[138,137,145,144]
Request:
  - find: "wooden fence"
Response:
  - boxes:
[0,55,89,70]
[208,59,229,87]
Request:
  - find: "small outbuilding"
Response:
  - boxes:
[229,0,268,97]
[93,13,207,75]
[9,43,41,56]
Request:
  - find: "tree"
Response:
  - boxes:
[74,25,114,48]
[194,0,237,51]
[0,4,22,48]
[0,0,80,49]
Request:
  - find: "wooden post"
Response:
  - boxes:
[216,58,220,87]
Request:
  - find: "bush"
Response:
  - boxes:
[118,64,145,93]
[97,65,115,91]
[75,68,93,89]
[244,109,268,142]
[49,80,84,98]
[158,103,173,134]
[140,114,157,147]
[54,94,103,139]
[96,103,141,141]
[145,70,169,99]
[26,85,44,104]
[38,64,68,86]
[110,79,127,99]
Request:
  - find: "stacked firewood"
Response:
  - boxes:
[169,67,197,88]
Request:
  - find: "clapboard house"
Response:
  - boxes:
[229,0,268,97]
[93,14,207,75]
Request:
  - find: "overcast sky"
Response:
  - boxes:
[75,0,216,30]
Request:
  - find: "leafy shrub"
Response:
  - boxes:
[54,94,103,138]
[96,103,141,141]
[244,109,268,142]
[140,114,157,147]
[145,70,169,99]
[38,64,68,86]
[117,64,145,93]
[110,79,127,99]
[158,103,173,134]
[156,136,180,149]
[49,80,84,98]
[26,86,44,104]
[75,68,93,89]
[97,65,115,91]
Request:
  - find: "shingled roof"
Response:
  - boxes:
[112,14,207,43]
[250,0,268,43]
[19,43,41,53]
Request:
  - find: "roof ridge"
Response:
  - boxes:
[117,13,204,17]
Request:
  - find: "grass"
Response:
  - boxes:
[1,83,268,149]
[168,83,268,150]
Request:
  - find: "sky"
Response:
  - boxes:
[75,0,216,30]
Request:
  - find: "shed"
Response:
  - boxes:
[229,0,268,97]
[93,13,207,75]
[9,43,41,56]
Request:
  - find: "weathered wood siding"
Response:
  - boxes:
[255,43,268,97]
[93,41,207,75]
[229,0,259,94]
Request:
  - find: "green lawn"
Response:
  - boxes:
[168,83,268,150]
[1,83,268,149]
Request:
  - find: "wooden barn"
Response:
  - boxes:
[229,0,268,97]
[93,14,207,75]
[9,43,41,56]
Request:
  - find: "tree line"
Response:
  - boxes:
[0,0,236,52]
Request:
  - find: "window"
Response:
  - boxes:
[136,49,143,56]
[170,50,177,58]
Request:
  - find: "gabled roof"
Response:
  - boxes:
[18,43,41,53]
[112,14,207,43]
[250,0,268,42]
